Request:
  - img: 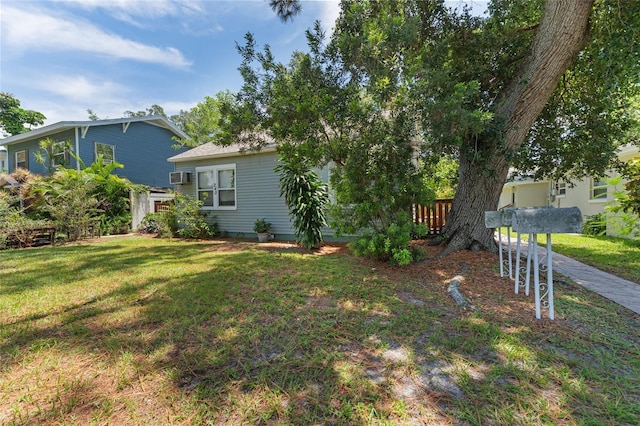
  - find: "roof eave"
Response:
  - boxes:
[168,145,277,163]
[0,116,187,145]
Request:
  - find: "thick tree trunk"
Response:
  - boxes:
[442,0,595,253]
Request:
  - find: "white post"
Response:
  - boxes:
[507,228,513,279]
[514,231,522,293]
[525,232,532,296]
[498,227,504,277]
[533,233,541,319]
[547,233,554,320]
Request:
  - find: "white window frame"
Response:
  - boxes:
[590,178,607,202]
[15,150,27,169]
[52,141,68,167]
[196,164,237,210]
[95,142,116,164]
[556,181,566,198]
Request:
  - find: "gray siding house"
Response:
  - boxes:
[168,142,333,240]
[0,116,187,187]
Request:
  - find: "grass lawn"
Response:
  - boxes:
[1,236,638,425]
[503,230,640,284]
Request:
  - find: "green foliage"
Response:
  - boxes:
[605,172,640,238]
[0,92,46,136]
[26,156,135,239]
[348,212,426,265]
[82,156,135,235]
[582,213,607,236]
[334,0,640,182]
[34,138,72,174]
[424,156,459,199]
[33,168,100,240]
[275,154,329,249]
[0,191,53,249]
[615,159,640,216]
[220,26,434,263]
[172,192,217,239]
[253,217,272,233]
[123,104,167,118]
[267,0,640,251]
[171,91,233,148]
[138,212,175,238]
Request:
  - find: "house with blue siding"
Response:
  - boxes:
[0,116,187,187]
[168,142,333,240]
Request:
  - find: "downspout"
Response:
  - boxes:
[75,127,80,170]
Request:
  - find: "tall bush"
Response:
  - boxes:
[276,154,329,250]
[33,168,100,240]
[173,192,217,239]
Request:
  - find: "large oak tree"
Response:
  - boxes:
[263,0,639,253]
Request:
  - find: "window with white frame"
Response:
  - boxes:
[556,181,566,197]
[52,141,69,166]
[95,142,115,164]
[15,150,28,169]
[196,164,236,209]
[590,178,607,201]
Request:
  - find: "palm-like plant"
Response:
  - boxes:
[276,154,329,250]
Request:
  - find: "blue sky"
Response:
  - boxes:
[1,0,486,127]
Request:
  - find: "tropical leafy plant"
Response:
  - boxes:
[33,167,100,240]
[33,137,72,174]
[275,154,328,250]
[82,155,136,235]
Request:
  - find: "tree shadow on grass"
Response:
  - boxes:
[2,238,639,424]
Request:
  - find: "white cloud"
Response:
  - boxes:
[315,0,340,36]
[57,0,194,18]
[1,5,191,68]
[39,75,129,102]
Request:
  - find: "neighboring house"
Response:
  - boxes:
[0,116,187,187]
[499,144,639,227]
[168,142,333,240]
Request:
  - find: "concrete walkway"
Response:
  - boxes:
[499,236,640,315]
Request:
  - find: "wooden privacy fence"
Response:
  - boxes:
[413,199,453,236]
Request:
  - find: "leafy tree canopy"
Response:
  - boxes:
[172,91,234,147]
[219,25,432,262]
[123,104,167,118]
[259,0,640,253]
[0,92,46,137]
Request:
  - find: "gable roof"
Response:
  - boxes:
[0,115,188,146]
[168,142,276,163]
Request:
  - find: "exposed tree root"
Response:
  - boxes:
[446,263,479,312]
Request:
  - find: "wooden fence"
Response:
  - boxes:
[413,199,453,236]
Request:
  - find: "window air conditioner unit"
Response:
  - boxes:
[170,171,191,185]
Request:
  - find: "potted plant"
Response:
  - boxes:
[253,218,271,243]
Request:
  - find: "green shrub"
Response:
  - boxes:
[138,212,174,238]
[348,213,427,265]
[582,213,606,236]
[0,192,54,249]
[174,193,217,239]
[253,218,272,233]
